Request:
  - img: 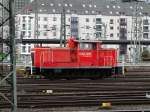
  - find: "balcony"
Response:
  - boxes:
[143,33,149,39]
[143,22,149,25]
[143,20,149,25]
[143,29,149,33]
[96,21,102,24]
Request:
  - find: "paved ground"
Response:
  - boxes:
[1,105,150,112]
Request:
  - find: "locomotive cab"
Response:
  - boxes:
[67,38,101,50]
[76,40,102,66]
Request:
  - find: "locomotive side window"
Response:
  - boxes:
[80,43,96,50]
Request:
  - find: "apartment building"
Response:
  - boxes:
[16,0,150,61]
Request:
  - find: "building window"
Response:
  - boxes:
[53,32,56,36]
[22,31,26,37]
[116,12,119,14]
[130,6,133,9]
[120,12,125,15]
[117,27,120,30]
[69,4,72,7]
[117,33,119,37]
[28,46,31,53]
[89,4,92,7]
[110,26,114,30]
[92,11,95,14]
[28,19,31,23]
[143,26,149,32]
[38,31,40,36]
[50,3,54,6]
[85,10,88,14]
[143,46,147,51]
[58,4,61,6]
[86,18,89,22]
[110,33,114,37]
[143,19,149,25]
[53,17,57,21]
[96,25,102,31]
[120,18,126,25]
[44,17,48,21]
[143,33,149,39]
[117,19,120,23]
[22,16,26,22]
[67,25,70,29]
[43,32,47,36]
[38,17,40,21]
[110,19,114,24]
[67,10,70,13]
[139,12,142,15]
[38,24,40,28]
[28,25,31,30]
[86,26,90,29]
[52,25,56,30]
[22,24,26,30]
[106,5,109,8]
[68,18,70,22]
[117,6,120,8]
[96,32,101,38]
[39,9,42,12]
[44,25,48,29]
[93,18,95,22]
[52,9,56,13]
[96,18,102,24]
[65,4,68,7]
[87,33,90,36]
[28,31,31,37]
[22,46,26,52]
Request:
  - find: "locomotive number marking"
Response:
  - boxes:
[79,52,92,57]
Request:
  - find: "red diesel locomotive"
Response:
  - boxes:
[30,38,121,78]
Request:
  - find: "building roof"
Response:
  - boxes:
[22,0,150,16]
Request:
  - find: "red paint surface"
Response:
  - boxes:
[32,39,117,68]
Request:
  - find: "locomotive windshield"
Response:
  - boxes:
[80,43,96,50]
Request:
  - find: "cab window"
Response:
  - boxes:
[80,43,96,50]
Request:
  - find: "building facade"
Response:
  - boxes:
[15,0,150,62]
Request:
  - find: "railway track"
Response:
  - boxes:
[1,97,150,108]
[1,67,150,108]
